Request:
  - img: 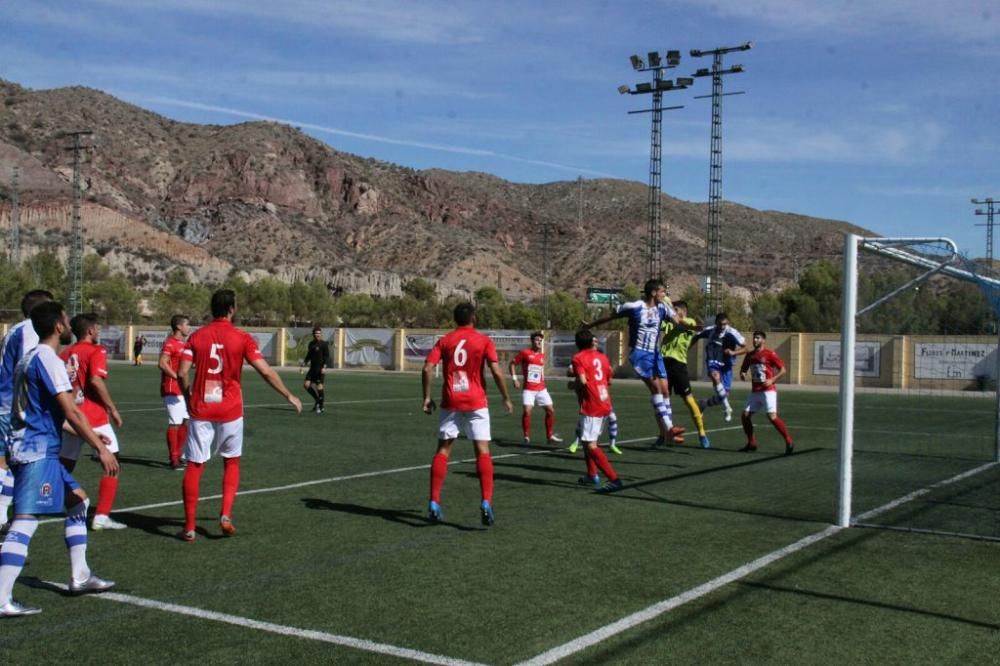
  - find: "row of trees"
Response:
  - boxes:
[0,254,993,335]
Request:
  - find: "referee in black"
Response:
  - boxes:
[301,326,333,413]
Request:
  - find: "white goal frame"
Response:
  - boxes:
[837,234,1000,527]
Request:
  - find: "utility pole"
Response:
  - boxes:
[972,197,999,267]
[542,214,551,329]
[8,166,19,265]
[63,129,93,316]
[619,51,692,282]
[690,42,751,319]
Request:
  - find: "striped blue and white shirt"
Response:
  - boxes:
[0,318,40,415]
[8,345,72,464]
[617,300,676,354]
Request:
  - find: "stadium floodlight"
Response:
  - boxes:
[675,77,694,87]
[656,79,674,91]
[665,50,681,65]
[972,197,1000,264]
[690,49,703,57]
[647,51,661,67]
[635,82,653,93]
[630,54,645,70]
[618,84,631,94]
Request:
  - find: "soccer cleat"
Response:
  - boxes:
[597,479,624,494]
[567,440,579,454]
[179,530,196,543]
[609,442,623,455]
[699,435,711,449]
[697,398,708,412]
[652,435,664,448]
[740,443,758,453]
[548,434,564,444]
[480,500,495,526]
[577,474,601,488]
[68,574,115,595]
[785,443,795,456]
[219,516,236,536]
[724,404,733,422]
[0,599,42,617]
[523,436,531,445]
[91,514,128,531]
[428,500,443,522]
[170,462,186,471]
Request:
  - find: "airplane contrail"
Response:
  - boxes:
[147,96,619,179]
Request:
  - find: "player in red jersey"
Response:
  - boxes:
[58,313,127,530]
[158,314,191,470]
[739,331,794,455]
[176,290,302,542]
[570,329,623,492]
[508,331,562,445]
[422,302,512,526]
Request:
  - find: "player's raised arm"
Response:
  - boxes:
[249,357,302,413]
[56,391,118,476]
[488,360,513,414]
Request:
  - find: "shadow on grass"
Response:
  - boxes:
[301,498,482,531]
[111,512,231,542]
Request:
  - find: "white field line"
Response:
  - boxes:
[793,424,988,439]
[43,583,485,666]
[515,459,1000,666]
[114,397,413,414]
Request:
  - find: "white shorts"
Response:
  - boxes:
[438,408,491,442]
[185,418,245,464]
[163,395,189,425]
[744,391,778,415]
[60,423,119,461]
[577,415,606,443]
[521,388,554,408]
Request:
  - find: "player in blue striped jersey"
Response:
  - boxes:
[584,279,691,446]
[695,313,747,422]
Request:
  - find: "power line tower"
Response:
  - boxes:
[690,42,751,318]
[972,197,999,266]
[619,51,692,281]
[8,166,20,265]
[63,129,93,316]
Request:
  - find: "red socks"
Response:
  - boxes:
[544,411,554,439]
[167,425,186,465]
[95,475,118,516]
[584,447,598,477]
[182,461,205,532]
[771,417,792,444]
[521,412,531,438]
[221,457,240,518]
[587,446,618,481]
[476,453,494,503]
[429,453,448,503]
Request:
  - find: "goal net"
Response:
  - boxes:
[838,235,1000,541]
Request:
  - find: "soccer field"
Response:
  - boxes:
[1,366,997,664]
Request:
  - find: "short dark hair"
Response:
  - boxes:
[753,330,767,339]
[170,314,189,331]
[312,325,323,334]
[530,331,544,341]
[575,328,594,351]
[642,279,664,298]
[21,289,54,318]
[70,313,98,340]
[31,301,66,339]
[673,300,687,311]
[715,312,729,325]
[210,290,237,318]
[454,302,476,326]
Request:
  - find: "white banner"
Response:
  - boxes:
[813,341,881,377]
[248,331,277,360]
[136,330,171,356]
[913,342,996,380]
[345,328,393,368]
[404,333,441,361]
[98,326,127,356]
[286,327,336,363]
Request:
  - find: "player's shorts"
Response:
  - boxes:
[521,388,553,407]
[12,458,81,514]
[707,362,735,391]
[305,367,325,384]
[629,350,666,380]
[744,391,778,415]
[437,408,491,442]
[185,418,245,464]
[665,358,692,397]
[163,395,189,425]
[576,415,606,443]
[60,423,119,461]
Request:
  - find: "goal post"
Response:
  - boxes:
[837,233,1000,533]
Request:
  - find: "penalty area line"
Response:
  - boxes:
[45,582,485,666]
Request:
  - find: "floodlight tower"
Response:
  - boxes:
[690,41,751,318]
[63,129,93,316]
[619,50,692,281]
[972,197,999,266]
[8,166,20,265]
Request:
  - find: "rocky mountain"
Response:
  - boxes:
[0,79,871,301]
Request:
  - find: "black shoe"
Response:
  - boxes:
[740,443,757,453]
[785,443,794,456]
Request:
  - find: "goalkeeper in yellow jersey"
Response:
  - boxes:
[660,301,710,449]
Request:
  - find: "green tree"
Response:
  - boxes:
[402,278,437,303]
[473,286,507,329]
[244,277,291,324]
[153,270,212,322]
[289,279,337,325]
[504,301,544,330]
[336,293,376,326]
[548,290,586,331]
[751,292,785,331]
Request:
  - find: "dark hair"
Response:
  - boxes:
[454,302,476,326]
[530,331,544,341]
[312,325,323,334]
[170,314,189,332]
[30,301,66,339]
[210,290,237,318]
[70,312,98,340]
[575,328,594,351]
[753,330,767,339]
[715,312,729,325]
[673,300,687,310]
[21,289,54,318]
[642,279,664,298]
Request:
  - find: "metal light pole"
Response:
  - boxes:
[619,51,691,282]
[63,129,93,316]
[8,166,19,265]
[690,42,751,318]
[972,197,999,266]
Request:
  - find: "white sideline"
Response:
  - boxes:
[43,584,485,666]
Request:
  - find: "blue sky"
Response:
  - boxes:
[2,0,999,257]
